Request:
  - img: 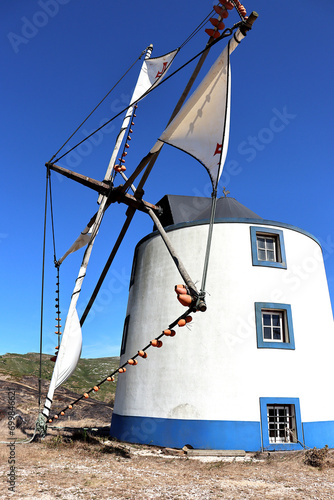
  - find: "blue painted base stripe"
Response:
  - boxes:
[303,421,334,449]
[110,413,262,451]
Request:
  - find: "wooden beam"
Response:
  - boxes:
[46,162,161,214]
[185,449,246,457]
[117,191,162,214]
[80,209,136,326]
[46,162,110,196]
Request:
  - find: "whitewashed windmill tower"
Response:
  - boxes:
[111,195,334,451]
[37,1,334,449]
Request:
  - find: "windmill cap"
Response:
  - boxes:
[155,195,262,227]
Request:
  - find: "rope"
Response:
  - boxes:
[0,429,37,445]
[47,305,194,423]
[199,35,231,298]
[111,103,138,184]
[230,0,246,21]
[49,9,217,164]
[48,172,57,264]
[48,47,149,164]
[47,171,62,360]
[55,266,61,356]
[53,23,241,164]
[38,168,50,411]
[200,191,217,295]
[179,9,214,49]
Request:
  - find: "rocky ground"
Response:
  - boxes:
[1,374,334,499]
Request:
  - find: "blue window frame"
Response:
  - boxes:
[260,397,304,450]
[255,302,295,349]
[250,226,287,269]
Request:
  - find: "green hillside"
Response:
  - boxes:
[0,353,120,402]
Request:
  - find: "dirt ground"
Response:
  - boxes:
[1,376,334,499]
[1,424,334,499]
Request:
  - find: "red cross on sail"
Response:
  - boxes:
[155,61,168,79]
[131,49,178,105]
[214,143,222,156]
[152,29,245,188]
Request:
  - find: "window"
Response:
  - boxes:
[250,226,287,269]
[260,398,303,450]
[120,315,130,355]
[129,248,138,289]
[255,302,295,349]
[257,234,277,262]
[262,310,285,342]
[267,404,296,444]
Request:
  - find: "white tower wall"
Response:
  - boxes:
[111,217,334,450]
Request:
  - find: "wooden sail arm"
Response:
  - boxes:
[46,162,112,194]
[114,189,162,215]
[240,11,258,34]
[45,162,161,215]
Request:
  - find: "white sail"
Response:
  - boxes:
[131,48,179,103]
[151,30,244,188]
[43,268,84,418]
[42,46,178,419]
[59,47,179,263]
[101,47,178,187]
[42,206,102,419]
[57,225,93,265]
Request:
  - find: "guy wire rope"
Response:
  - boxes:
[50,8,214,164]
[52,15,241,163]
[48,47,149,164]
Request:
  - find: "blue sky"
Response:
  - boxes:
[1,0,333,358]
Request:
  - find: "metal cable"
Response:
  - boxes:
[53,24,241,163]
[48,47,149,164]
[38,168,50,411]
[49,10,216,164]
[48,172,57,264]
[180,9,214,49]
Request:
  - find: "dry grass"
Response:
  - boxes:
[1,373,334,499]
[1,426,334,499]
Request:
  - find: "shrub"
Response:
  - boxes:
[304,445,329,468]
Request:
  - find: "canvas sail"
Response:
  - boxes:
[151,30,244,187]
[42,268,84,418]
[57,47,179,265]
[43,47,179,419]
[131,48,179,104]
[101,47,178,187]
[57,225,93,265]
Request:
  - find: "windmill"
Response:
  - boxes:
[35,1,258,437]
